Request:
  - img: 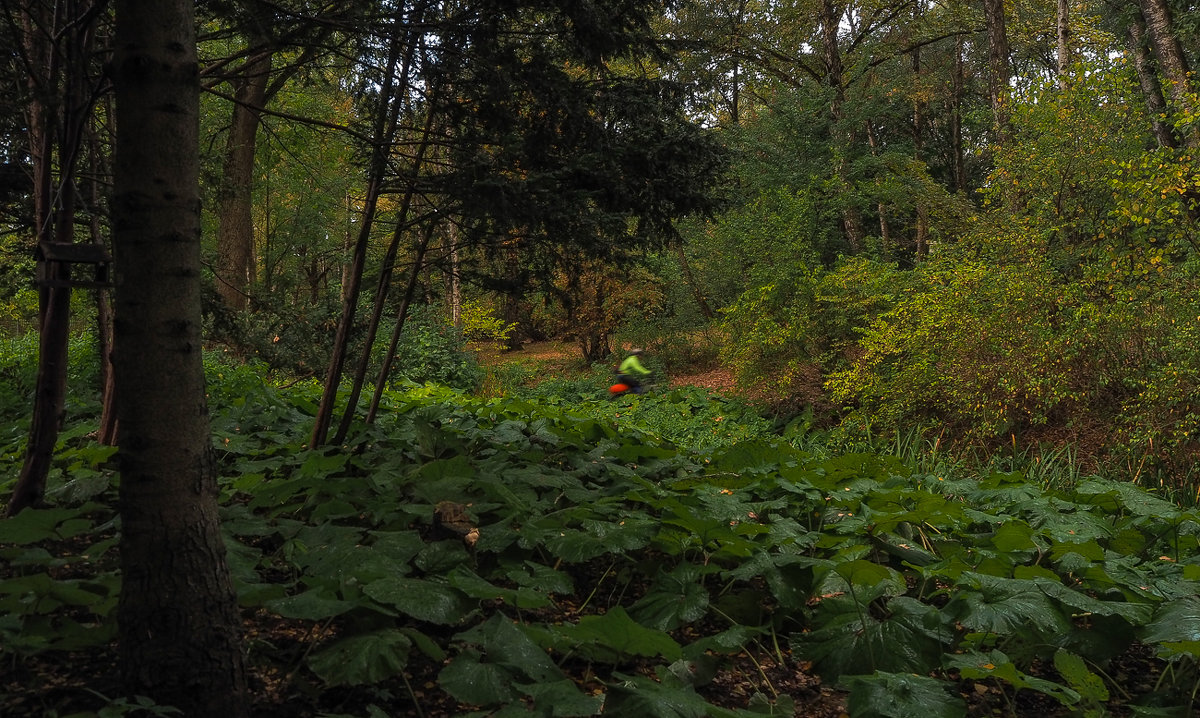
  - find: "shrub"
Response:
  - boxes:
[388,305,482,391]
[458,298,516,343]
[718,257,906,399]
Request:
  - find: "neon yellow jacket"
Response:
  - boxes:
[619,354,651,376]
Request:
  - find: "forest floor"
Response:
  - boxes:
[474,340,742,393]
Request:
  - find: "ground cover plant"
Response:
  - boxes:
[4,353,1200,717]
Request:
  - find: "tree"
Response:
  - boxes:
[5,0,110,516]
[111,0,248,713]
[982,0,1012,139]
[1136,0,1198,148]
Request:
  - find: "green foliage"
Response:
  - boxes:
[387,304,482,391]
[842,672,966,718]
[458,298,516,343]
[9,356,1200,715]
[719,257,906,399]
[519,373,772,451]
[826,253,1079,438]
[0,234,37,334]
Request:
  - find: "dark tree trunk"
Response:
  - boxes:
[1127,11,1178,149]
[1057,0,1070,88]
[111,1,248,714]
[951,35,966,194]
[673,242,712,319]
[335,88,436,443]
[8,0,96,515]
[215,42,272,311]
[1137,0,1198,147]
[911,3,928,259]
[982,0,1012,141]
[311,9,408,448]
[821,0,863,253]
[367,222,436,424]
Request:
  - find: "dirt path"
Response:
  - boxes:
[474,341,740,393]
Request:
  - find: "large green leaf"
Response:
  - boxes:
[521,679,605,717]
[556,606,682,661]
[0,505,96,545]
[604,673,745,718]
[306,629,411,686]
[266,589,358,620]
[1142,595,1200,658]
[1053,649,1109,704]
[454,613,563,683]
[629,564,712,631]
[448,567,552,609]
[948,650,1080,706]
[948,573,1071,637]
[793,596,950,679]
[842,671,967,718]
[438,649,518,705]
[363,577,474,625]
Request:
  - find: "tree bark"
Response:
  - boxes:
[911,4,929,260]
[673,241,713,319]
[8,0,95,515]
[111,1,248,714]
[1127,11,1178,149]
[335,83,436,443]
[1057,0,1070,88]
[367,222,436,424]
[951,35,966,194]
[982,0,1012,142]
[447,223,462,328]
[1137,0,1198,147]
[215,41,272,311]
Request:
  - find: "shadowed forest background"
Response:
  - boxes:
[5,0,1200,716]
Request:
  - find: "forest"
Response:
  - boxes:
[3,0,1200,716]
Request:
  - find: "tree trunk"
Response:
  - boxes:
[911,6,929,260]
[1127,11,1178,149]
[447,223,462,327]
[982,0,1012,142]
[367,222,436,424]
[311,10,408,448]
[951,35,966,193]
[821,0,863,253]
[673,241,713,319]
[864,118,892,253]
[111,1,248,714]
[335,89,436,443]
[8,0,93,515]
[1137,0,1198,147]
[1057,0,1070,88]
[89,126,118,446]
[215,42,272,311]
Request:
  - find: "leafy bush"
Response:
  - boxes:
[718,257,906,400]
[457,298,516,343]
[387,304,482,391]
[826,253,1081,440]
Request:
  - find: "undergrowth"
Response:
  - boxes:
[3,354,1200,717]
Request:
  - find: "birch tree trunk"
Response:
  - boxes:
[112,0,248,713]
[1057,0,1070,88]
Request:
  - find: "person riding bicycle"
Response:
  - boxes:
[616,348,652,394]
